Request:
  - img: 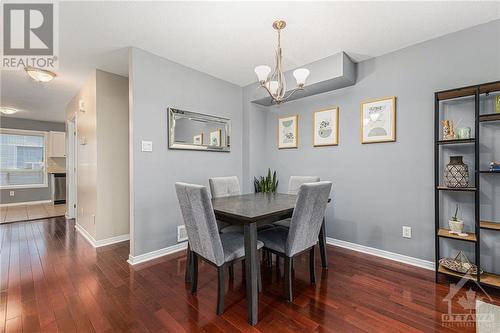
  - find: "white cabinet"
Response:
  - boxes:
[48,131,66,157]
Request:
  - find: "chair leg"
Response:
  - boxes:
[191,252,198,294]
[185,245,192,283]
[276,255,280,275]
[266,250,272,268]
[257,259,262,293]
[228,263,234,280]
[309,248,316,285]
[217,265,225,315]
[284,256,293,302]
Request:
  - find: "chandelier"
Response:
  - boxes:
[254,20,310,105]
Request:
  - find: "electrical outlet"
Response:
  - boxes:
[141,140,153,152]
[9,191,14,197]
[402,226,412,239]
[177,225,188,242]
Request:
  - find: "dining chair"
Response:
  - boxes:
[258,181,332,301]
[209,176,243,233]
[176,182,264,315]
[273,176,320,228]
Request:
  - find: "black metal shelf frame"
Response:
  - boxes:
[434,81,500,285]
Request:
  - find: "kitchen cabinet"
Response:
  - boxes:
[48,131,66,157]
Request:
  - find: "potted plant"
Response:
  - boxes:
[448,204,466,236]
[254,168,278,193]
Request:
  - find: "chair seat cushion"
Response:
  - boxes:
[272,218,290,228]
[220,232,264,263]
[257,227,289,254]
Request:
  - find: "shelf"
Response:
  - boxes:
[480,221,500,231]
[479,113,500,122]
[482,272,500,288]
[437,87,477,101]
[437,228,477,242]
[438,265,500,288]
[479,82,500,95]
[436,186,477,192]
[437,138,475,145]
[480,170,500,174]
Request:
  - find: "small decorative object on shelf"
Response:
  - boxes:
[448,204,467,236]
[490,161,500,172]
[439,251,482,275]
[441,120,455,140]
[444,156,469,188]
[456,127,471,139]
[495,96,500,113]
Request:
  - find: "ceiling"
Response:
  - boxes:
[1,1,499,123]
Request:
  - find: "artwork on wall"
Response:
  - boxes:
[278,115,298,149]
[495,96,500,113]
[313,107,339,147]
[209,129,221,146]
[193,134,203,145]
[360,96,396,144]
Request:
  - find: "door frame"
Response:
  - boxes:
[66,114,77,219]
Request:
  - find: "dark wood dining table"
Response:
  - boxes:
[211,192,329,326]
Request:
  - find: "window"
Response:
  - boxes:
[0,129,47,189]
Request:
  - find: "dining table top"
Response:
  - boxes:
[211,192,298,223]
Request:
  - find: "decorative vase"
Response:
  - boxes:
[444,156,469,188]
[448,219,464,234]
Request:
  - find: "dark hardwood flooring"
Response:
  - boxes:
[1,217,499,332]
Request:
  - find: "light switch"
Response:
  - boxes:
[141,140,153,152]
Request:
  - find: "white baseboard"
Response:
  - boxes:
[0,200,52,208]
[75,223,129,248]
[326,237,435,271]
[127,241,188,265]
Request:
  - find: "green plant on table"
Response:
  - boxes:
[451,204,459,221]
[254,168,278,193]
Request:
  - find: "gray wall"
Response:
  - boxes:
[242,20,500,273]
[0,117,65,204]
[129,47,243,256]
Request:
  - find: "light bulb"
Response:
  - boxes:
[254,65,271,83]
[293,68,309,87]
[267,81,279,96]
[25,66,56,83]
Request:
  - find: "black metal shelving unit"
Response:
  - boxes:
[434,80,500,289]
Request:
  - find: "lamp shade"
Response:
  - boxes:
[254,65,271,82]
[293,68,309,86]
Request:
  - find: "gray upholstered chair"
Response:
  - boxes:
[176,182,264,315]
[258,181,332,301]
[273,176,320,228]
[209,176,243,234]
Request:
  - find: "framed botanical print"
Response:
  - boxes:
[193,134,203,145]
[360,96,396,144]
[209,129,221,146]
[278,115,298,149]
[313,107,339,147]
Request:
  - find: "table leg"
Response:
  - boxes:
[319,218,328,269]
[244,223,258,325]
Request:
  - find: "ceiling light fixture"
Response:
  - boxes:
[25,66,56,83]
[0,107,18,115]
[255,20,310,105]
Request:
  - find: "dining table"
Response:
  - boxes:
[210,192,329,326]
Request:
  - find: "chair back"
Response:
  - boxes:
[209,176,241,198]
[288,176,320,195]
[286,181,332,256]
[175,182,224,266]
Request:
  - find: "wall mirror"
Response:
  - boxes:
[168,108,231,152]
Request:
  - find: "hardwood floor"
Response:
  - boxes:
[1,217,499,332]
[0,204,66,224]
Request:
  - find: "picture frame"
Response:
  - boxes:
[193,133,203,145]
[209,129,221,147]
[313,107,339,147]
[360,96,396,144]
[278,115,298,149]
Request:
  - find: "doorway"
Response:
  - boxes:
[66,116,77,219]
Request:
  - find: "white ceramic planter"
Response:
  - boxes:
[449,219,464,234]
